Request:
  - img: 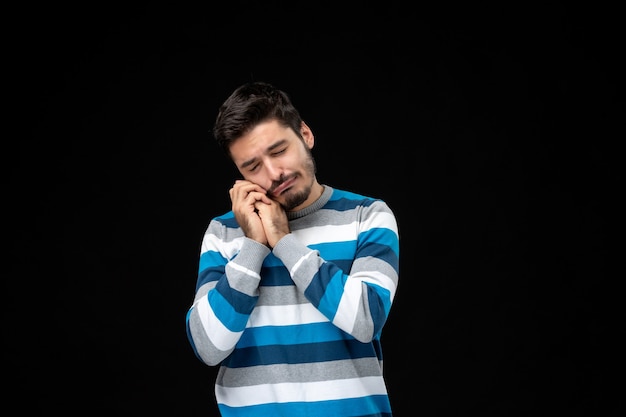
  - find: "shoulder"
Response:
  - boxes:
[208,210,238,227]
[327,187,390,211]
[206,211,243,238]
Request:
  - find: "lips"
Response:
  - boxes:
[271,177,296,197]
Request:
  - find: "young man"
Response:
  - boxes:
[186,81,400,416]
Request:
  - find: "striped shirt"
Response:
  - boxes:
[186,185,400,416]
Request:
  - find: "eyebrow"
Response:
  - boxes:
[239,139,289,169]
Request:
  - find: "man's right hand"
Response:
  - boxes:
[229,180,273,246]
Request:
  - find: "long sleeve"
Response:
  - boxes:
[273,197,399,343]
[186,212,271,366]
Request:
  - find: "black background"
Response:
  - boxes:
[7,3,619,416]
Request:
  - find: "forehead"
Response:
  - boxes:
[229,120,296,163]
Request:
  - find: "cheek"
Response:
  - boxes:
[242,172,271,190]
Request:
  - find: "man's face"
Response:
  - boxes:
[229,119,317,211]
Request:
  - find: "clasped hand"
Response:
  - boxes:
[229,180,289,248]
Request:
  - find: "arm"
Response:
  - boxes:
[186,180,280,366]
[272,200,400,343]
[185,216,271,366]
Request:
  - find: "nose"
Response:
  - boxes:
[264,159,283,181]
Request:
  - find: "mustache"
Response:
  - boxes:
[267,174,295,195]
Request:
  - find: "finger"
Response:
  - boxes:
[246,191,272,205]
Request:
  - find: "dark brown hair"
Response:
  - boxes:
[212,82,303,157]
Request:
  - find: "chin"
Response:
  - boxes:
[282,188,310,211]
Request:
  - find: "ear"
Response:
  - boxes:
[301,121,314,149]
